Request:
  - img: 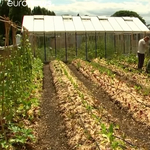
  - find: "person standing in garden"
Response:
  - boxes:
[137,36,150,70]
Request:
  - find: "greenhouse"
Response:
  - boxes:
[22,15,150,62]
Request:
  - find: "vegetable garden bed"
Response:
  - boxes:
[49,59,149,149]
[72,59,150,127]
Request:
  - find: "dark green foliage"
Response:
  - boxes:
[0,0,9,17]
[31,6,55,15]
[0,0,10,45]
[9,0,31,25]
[0,32,43,149]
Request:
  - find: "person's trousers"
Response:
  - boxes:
[138,53,145,69]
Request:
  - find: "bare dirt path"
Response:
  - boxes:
[67,63,150,149]
[32,64,70,150]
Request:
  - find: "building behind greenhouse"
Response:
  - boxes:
[22,15,149,62]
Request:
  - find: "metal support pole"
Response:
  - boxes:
[75,32,77,56]
[65,32,67,62]
[54,32,57,58]
[85,32,88,60]
[104,32,107,58]
[123,34,125,54]
[44,32,46,62]
[114,34,116,53]
[33,34,36,57]
[95,32,97,58]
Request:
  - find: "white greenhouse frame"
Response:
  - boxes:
[22,15,149,62]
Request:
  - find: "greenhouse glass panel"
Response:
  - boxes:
[22,16,34,32]
[133,18,149,31]
[73,16,85,32]
[65,33,76,61]
[97,16,114,32]
[131,34,139,53]
[63,16,76,32]
[33,15,44,32]
[45,34,56,62]
[115,18,132,32]
[90,17,104,31]
[96,33,106,58]
[53,16,65,32]
[114,34,125,55]
[76,33,87,59]
[108,17,123,32]
[85,33,97,60]
[80,16,95,32]
[123,17,140,32]
[124,34,132,54]
[34,34,45,61]
[44,16,55,33]
[55,33,66,61]
[106,33,116,58]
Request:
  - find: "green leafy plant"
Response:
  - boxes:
[0,32,43,149]
[101,123,125,149]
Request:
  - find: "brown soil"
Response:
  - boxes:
[30,62,150,150]
[67,63,150,148]
[31,64,70,150]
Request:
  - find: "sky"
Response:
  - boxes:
[26,0,150,25]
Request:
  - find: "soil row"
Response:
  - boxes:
[72,59,150,127]
[93,58,150,92]
[50,60,146,149]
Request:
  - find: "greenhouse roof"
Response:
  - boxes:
[22,15,149,34]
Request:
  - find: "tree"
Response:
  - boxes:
[111,10,146,24]
[0,0,9,17]
[9,0,31,25]
[31,6,42,15]
[32,6,55,15]
[0,0,10,45]
[0,0,31,45]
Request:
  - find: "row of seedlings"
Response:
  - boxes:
[110,55,150,73]
[92,58,150,99]
[93,58,150,92]
[50,60,139,150]
[105,55,138,72]
[72,59,150,127]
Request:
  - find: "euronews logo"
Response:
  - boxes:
[7,0,27,7]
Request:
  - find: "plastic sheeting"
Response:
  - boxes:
[22,15,149,34]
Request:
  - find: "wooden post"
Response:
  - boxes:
[4,16,11,47]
